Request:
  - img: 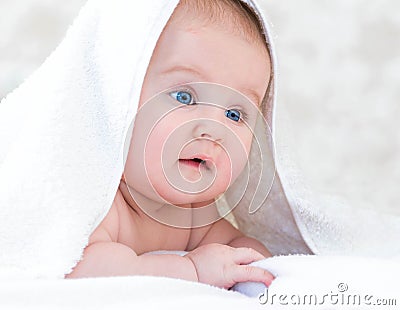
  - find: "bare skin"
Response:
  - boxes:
[67,182,273,289]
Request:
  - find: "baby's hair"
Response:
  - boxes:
[171,0,268,51]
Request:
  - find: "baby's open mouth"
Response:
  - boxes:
[191,158,205,164]
[179,158,208,170]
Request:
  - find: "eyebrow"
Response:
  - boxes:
[160,65,261,105]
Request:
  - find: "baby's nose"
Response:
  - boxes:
[191,105,228,142]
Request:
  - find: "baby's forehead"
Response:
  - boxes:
[170,0,267,50]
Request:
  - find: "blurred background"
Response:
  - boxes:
[1,0,399,216]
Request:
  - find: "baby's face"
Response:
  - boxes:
[124,17,271,206]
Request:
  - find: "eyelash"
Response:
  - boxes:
[169,88,249,123]
[236,109,249,122]
[169,87,198,105]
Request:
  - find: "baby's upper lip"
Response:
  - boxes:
[187,154,213,162]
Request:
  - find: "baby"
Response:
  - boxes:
[66,0,274,289]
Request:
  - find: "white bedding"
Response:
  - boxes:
[1,277,258,310]
[1,255,398,310]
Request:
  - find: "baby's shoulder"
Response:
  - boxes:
[88,190,122,244]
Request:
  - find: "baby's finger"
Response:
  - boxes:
[231,265,274,287]
[232,247,265,265]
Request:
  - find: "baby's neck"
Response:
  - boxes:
[117,180,220,228]
[118,180,194,228]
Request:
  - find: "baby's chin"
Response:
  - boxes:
[123,169,233,207]
[155,190,220,206]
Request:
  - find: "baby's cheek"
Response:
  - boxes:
[240,129,254,154]
[225,134,252,173]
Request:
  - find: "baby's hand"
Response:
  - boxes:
[184,243,274,289]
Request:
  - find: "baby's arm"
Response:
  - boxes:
[66,205,271,289]
[67,227,271,288]
[66,229,197,280]
[65,202,196,280]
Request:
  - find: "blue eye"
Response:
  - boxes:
[225,109,241,122]
[170,90,195,105]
